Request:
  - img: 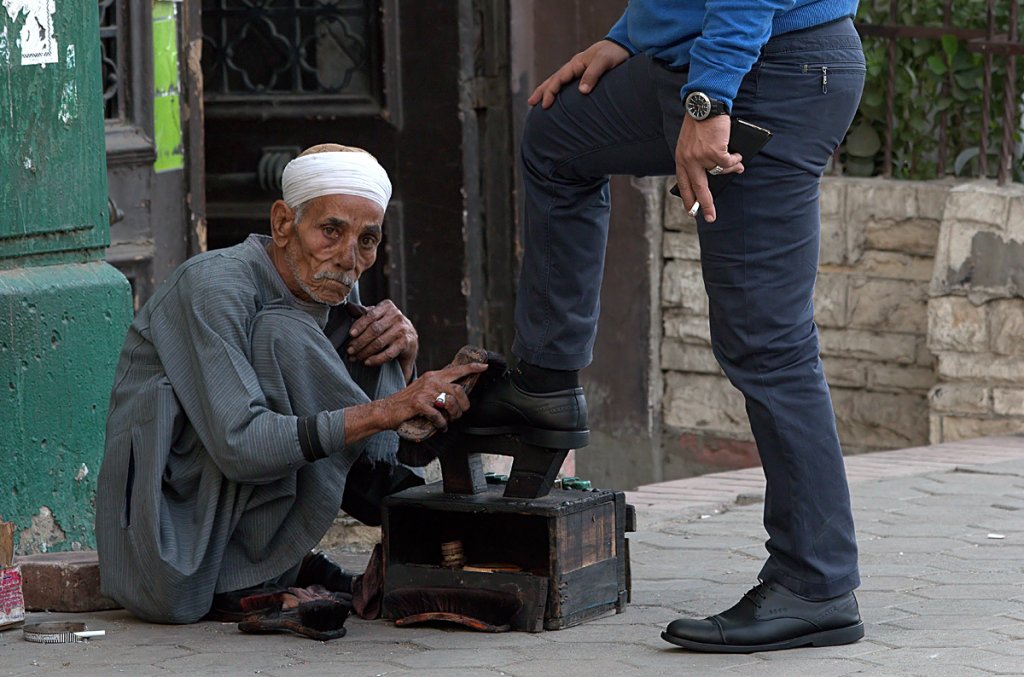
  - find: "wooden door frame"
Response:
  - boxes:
[458,0,517,355]
[103,0,204,309]
[181,0,206,257]
[103,0,157,307]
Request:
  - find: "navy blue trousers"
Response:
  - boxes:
[514,18,865,599]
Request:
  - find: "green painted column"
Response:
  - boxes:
[1,2,133,553]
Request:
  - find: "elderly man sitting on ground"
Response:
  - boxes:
[96,144,484,624]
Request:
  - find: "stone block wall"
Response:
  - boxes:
[659,177,1024,478]
[814,179,949,452]
[928,182,1024,442]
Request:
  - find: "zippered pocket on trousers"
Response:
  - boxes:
[802,62,866,94]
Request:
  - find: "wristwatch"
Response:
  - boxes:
[684,91,729,121]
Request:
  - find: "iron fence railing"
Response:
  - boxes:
[850,0,1023,185]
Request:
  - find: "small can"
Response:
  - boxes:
[440,540,466,569]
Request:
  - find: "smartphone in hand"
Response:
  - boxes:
[669,118,773,200]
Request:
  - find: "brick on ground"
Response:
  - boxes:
[18,550,119,612]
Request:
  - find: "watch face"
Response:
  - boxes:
[686,92,711,120]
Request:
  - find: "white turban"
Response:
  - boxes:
[281,151,392,212]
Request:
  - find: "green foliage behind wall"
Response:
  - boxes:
[847,0,1023,181]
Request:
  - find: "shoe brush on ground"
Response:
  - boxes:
[384,587,522,632]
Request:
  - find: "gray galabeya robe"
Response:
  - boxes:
[96,235,398,623]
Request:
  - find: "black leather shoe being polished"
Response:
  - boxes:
[463,372,590,449]
[661,581,864,653]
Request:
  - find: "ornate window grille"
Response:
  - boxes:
[98,0,123,121]
[201,0,382,115]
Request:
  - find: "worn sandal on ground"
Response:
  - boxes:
[204,582,290,622]
[238,597,350,641]
[239,585,352,614]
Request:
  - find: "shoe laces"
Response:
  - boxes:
[742,581,770,609]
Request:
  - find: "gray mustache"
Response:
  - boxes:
[313,271,355,286]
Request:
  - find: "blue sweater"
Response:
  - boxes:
[606,0,859,109]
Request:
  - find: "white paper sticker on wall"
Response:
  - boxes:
[2,0,58,66]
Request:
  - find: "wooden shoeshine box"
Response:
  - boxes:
[381,483,633,632]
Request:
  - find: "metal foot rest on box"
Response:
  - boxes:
[436,434,569,500]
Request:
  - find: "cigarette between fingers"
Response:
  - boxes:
[688,201,700,217]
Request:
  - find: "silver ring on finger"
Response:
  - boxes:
[708,165,725,176]
[433,392,448,410]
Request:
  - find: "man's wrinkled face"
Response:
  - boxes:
[278,194,384,306]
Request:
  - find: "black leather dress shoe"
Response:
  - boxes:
[462,371,589,449]
[296,552,355,593]
[661,581,864,653]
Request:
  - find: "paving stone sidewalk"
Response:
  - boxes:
[2,436,1023,676]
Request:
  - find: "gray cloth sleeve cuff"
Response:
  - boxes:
[316,409,347,458]
[297,415,327,461]
[296,410,347,462]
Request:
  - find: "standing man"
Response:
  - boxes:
[475,1,867,653]
[96,145,484,624]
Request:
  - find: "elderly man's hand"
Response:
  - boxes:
[343,362,488,445]
[347,300,419,381]
[380,362,488,432]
